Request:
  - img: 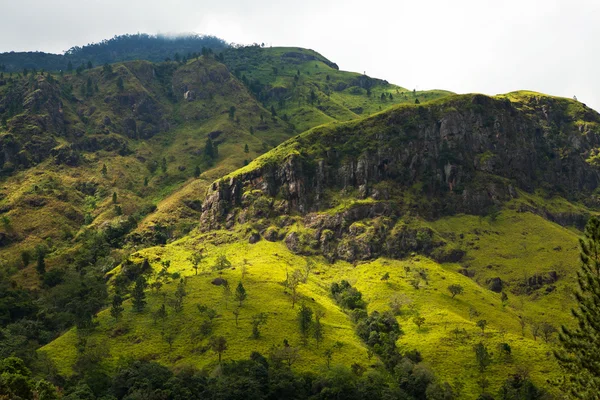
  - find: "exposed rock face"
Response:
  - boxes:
[200,94,600,262]
[203,95,600,221]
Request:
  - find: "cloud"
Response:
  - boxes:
[1,0,599,110]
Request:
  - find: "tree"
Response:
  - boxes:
[235,282,247,306]
[448,284,464,299]
[213,253,231,271]
[324,341,344,369]
[222,280,231,309]
[112,191,118,204]
[132,277,147,312]
[313,310,325,348]
[164,331,176,351]
[304,259,315,283]
[540,322,556,343]
[102,63,113,75]
[229,106,236,120]
[473,342,491,373]
[244,144,249,153]
[194,165,201,178]
[170,279,186,313]
[161,157,167,173]
[116,76,124,91]
[21,250,31,268]
[204,138,215,159]
[233,307,240,327]
[556,216,600,398]
[517,316,527,337]
[110,294,124,321]
[36,247,46,276]
[251,313,268,339]
[531,322,540,341]
[153,303,167,324]
[413,315,425,331]
[209,336,227,364]
[415,98,420,104]
[298,303,313,345]
[87,61,93,69]
[288,268,303,308]
[477,319,488,334]
[101,163,107,177]
[188,251,204,275]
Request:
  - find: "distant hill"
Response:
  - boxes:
[0,33,229,72]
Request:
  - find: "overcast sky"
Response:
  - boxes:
[2,0,598,110]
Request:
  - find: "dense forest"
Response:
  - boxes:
[0,34,228,72]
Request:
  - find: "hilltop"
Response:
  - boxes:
[0,33,228,72]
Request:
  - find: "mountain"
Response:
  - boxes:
[1,36,595,400]
[0,33,228,72]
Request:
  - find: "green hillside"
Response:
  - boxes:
[2,37,599,400]
[40,207,577,398]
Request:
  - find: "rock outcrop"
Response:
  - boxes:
[200,93,600,262]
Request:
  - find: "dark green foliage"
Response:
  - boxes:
[313,310,324,348]
[251,312,268,339]
[161,157,167,173]
[170,279,187,313]
[21,250,31,268]
[477,319,488,333]
[110,294,124,321]
[473,342,491,373]
[204,138,216,159]
[194,165,201,178]
[112,191,117,204]
[448,284,464,299]
[35,246,46,276]
[497,371,549,400]
[235,282,247,306]
[330,280,365,310]
[229,105,236,120]
[210,336,228,364]
[116,76,124,91]
[244,144,249,153]
[132,277,147,312]
[0,34,228,73]
[556,216,600,398]
[297,303,313,345]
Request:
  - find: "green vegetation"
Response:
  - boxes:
[2,36,599,400]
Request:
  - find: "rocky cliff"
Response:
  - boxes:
[200,92,600,261]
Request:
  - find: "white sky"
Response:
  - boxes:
[2,0,599,111]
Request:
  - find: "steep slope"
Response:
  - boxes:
[222,46,453,132]
[0,54,294,288]
[134,46,454,242]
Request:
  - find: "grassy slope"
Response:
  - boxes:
[42,206,578,398]
[222,46,453,132]
[0,56,295,283]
